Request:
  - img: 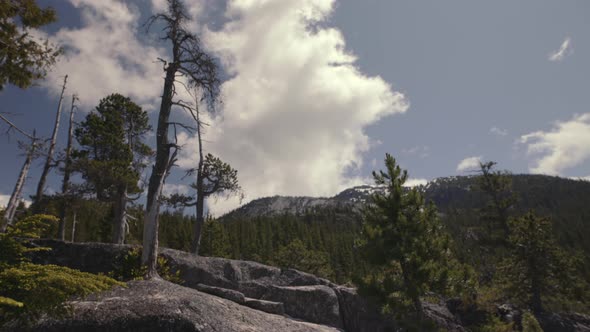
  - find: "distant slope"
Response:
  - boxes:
[221,174,590,253]
[220,185,386,219]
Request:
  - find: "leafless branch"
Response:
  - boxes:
[0,113,36,140]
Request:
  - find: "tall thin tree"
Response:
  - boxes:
[1,132,41,231]
[35,74,68,204]
[57,94,78,240]
[142,0,220,277]
[186,88,240,255]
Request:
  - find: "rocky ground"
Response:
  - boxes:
[28,278,339,332]
[24,240,590,332]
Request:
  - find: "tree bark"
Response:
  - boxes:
[36,75,67,204]
[142,61,178,278]
[1,134,38,231]
[112,186,128,244]
[71,211,77,242]
[190,102,205,255]
[58,94,76,240]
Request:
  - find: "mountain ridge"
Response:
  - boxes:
[221,174,590,220]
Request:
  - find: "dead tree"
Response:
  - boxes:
[35,74,68,204]
[57,94,78,240]
[142,0,220,278]
[186,89,240,255]
[1,132,42,231]
[70,211,77,242]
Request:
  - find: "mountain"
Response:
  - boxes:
[224,174,590,217]
[221,174,590,253]
[221,184,386,219]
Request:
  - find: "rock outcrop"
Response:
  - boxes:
[29,240,496,331]
[26,279,339,332]
[30,240,398,332]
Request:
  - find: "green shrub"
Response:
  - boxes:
[0,263,123,323]
[109,247,182,284]
[522,311,543,332]
[0,214,57,268]
[0,214,123,325]
[475,315,514,332]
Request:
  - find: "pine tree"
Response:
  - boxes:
[500,211,572,312]
[358,153,468,327]
[73,93,151,244]
[0,0,61,90]
[474,161,517,239]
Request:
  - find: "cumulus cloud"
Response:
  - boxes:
[490,126,508,137]
[175,0,408,215]
[42,0,165,109]
[456,156,482,173]
[519,113,590,175]
[548,37,573,62]
[403,178,428,188]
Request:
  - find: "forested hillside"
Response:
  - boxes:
[28,174,589,289]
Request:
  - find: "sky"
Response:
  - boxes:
[1,0,589,215]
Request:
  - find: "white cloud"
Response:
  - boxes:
[370,158,378,168]
[176,0,408,215]
[0,194,31,208]
[548,37,573,62]
[490,126,508,137]
[403,178,428,188]
[163,183,191,196]
[519,113,590,175]
[42,0,165,109]
[456,156,482,173]
[151,0,168,12]
[0,195,9,208]
[402,145,430,158]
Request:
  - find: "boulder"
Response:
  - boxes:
[244,298,285,315]
[261,285,343,329]
[536,312,590,332]
[422,301,467,332]
[496,303,522,324]
[333,286,397,332]
[194,283,245,304]
[23,279,339,332]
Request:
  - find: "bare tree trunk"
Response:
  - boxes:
[112,186,128,244]
[142,0,220,277]
[70,211,77,242]
[142,62,178,278]
[58,94,77,240]
[1,134,38,231]
[36,75,68,204]
[190,101,206,255]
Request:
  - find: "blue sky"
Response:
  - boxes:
[1,0,589,214]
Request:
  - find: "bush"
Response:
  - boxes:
[0,214,123,326]
[0,263,123,323]
[522,311,543,332]
[109,247,182,284]
[475,315,514,332]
